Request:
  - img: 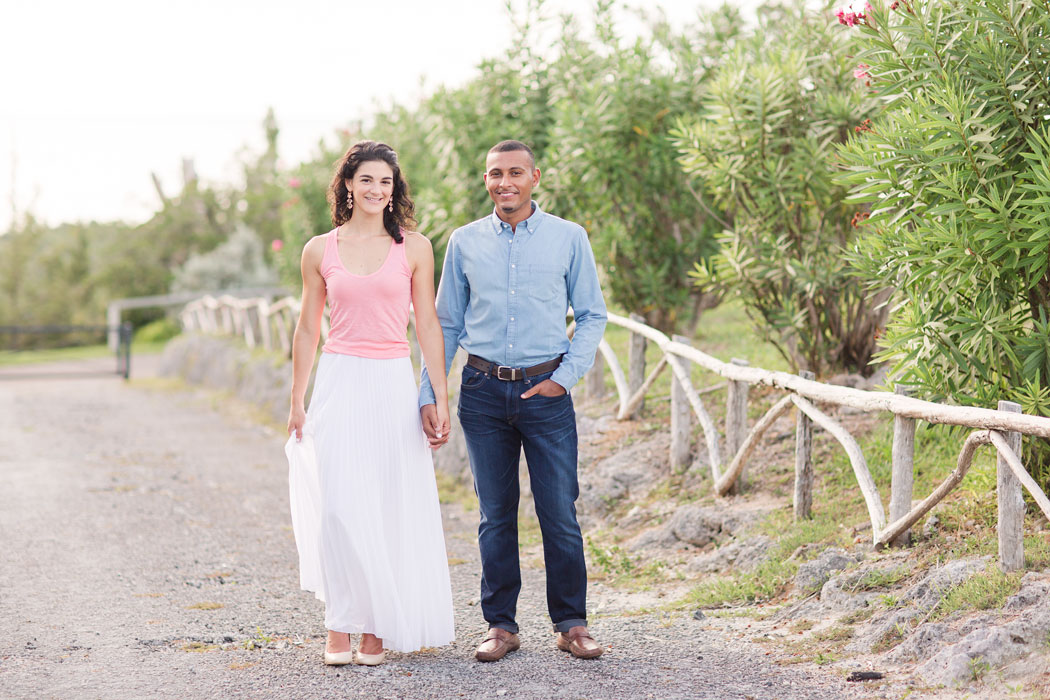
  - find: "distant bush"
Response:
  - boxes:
[171,226,277,294]
[134,318,181,344]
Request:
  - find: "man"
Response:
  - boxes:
[419,140,607,661]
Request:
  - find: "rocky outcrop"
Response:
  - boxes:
[686,536,775,574]
[794,548,859,593]
[628,503,758,552]
[914,573,1050,686]
[160,334,292,426]
[578,432,668,519]
[846,557,987,654]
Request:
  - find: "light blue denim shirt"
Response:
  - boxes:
[419,202,607,407]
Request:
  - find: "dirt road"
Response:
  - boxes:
[0,357,869,699]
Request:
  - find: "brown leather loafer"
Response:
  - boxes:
[556,625,603,659]
[475,627,520,662]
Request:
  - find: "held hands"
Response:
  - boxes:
[288,404,307,441]
[421,403,451,450]
[521,379,567,399]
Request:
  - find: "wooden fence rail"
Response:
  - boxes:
[180,296,1050,571]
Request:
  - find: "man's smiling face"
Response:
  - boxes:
[484,149,540,223]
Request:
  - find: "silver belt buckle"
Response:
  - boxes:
[496,365,516,381]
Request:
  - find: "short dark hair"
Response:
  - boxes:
[488,140,536,169]
[328,140,415,242]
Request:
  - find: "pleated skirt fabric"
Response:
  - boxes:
[285,352,455,652]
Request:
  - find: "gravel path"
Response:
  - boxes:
[0,357,871,700]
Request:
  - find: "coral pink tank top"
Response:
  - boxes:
[320,229,412,359]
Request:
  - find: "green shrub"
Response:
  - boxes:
[839,0,1050,477]
[675,3,887,375]
[134,318,181,344]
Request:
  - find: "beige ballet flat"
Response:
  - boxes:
[323,650,353,666]
[354,649,386,666]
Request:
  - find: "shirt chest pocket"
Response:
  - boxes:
[527,264,565,302]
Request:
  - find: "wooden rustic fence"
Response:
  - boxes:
[180,296,1050,571]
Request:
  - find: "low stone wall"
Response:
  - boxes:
[158,333,470,476]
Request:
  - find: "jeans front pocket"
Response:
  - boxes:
[460,365,487,390]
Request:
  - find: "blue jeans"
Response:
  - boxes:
[457,364,587,635]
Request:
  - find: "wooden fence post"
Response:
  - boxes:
[889,384,917,547]
[670,335,693,472]
[794,370,815,521]
[585,351,606,401]
[726,358,750,494]
[627,313,647,418]
[997,400,1025,572]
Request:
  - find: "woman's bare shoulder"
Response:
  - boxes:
[403,230,433,253]
[303,233,330,255]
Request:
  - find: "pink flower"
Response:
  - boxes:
[853,63,871,81]
[836,8,859,26]
[836,2,870,26]
[287,176,301,189]
[271,239,284,252]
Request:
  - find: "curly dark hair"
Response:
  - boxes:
[328,140,415,243]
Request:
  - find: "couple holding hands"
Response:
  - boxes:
[285,139,608,666]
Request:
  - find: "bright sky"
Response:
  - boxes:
[0,0,755,232]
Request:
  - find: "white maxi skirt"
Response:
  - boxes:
[285,352,455,652]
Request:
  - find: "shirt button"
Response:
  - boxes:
[511,264,516,268]
[510,317,515,321]
[509,344,513,348]
[510,290,515,295]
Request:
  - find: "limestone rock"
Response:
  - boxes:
[899,557,987,611]
[886,623,957,663]
[817,573,879,613]
[685,536,775,574]
[627,526,680,551]
[578,433,668,518]
[794,548,855,593]
[846,558,985,654]
[1004,573,1050,610]
[916,609,1050,687]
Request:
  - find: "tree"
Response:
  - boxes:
[675,2,887,375]
[542,3,739,332]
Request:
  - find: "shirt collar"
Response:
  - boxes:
[489,201,543,235]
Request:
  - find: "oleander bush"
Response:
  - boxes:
[674,2,888,376]
[838,0,1050,478]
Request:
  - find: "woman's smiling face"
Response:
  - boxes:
[346,160,394,214]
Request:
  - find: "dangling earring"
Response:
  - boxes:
[388,196,394,213]
[347,191,353,210]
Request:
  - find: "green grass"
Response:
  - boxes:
[667,396,1007,610]
[678,554,801,608]
[850,567,912,592]
[589,299,790,421]
[928,566,1024,622]
[0,339,168,366]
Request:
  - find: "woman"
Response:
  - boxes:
[285,140,454,666]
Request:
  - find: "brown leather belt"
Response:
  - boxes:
[466,354,562,381]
